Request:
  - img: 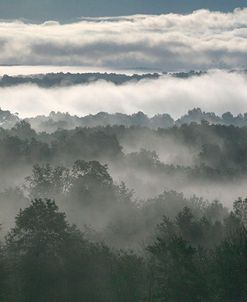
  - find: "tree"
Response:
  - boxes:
[0,227,6,302]
[68,160,116,209]
[148,211,210,302]
[10,121,36,140]
[25,164,70,199]
[214,227,247,302]
[233,198,247,229]
[5,199,81,302]
[4,199,145,302]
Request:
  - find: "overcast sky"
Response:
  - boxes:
[0,0,246,21]
[0,9,247,71]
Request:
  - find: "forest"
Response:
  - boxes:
[3,107,247,131]
[0,111,246,301]
[1,1,247,300]
[0,71,206,88]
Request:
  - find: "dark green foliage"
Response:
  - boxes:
[3,199,146,302]
[0,73,160,88]
[0,241,6,302]
[148,212,211,301]
[0,192,245,301]
[51,129,122,164]
[149,236,208,302]
[214,228,247,302]
[5,199,74,302]
[148,206,247,302]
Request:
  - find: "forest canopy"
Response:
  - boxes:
[0,110,246,301]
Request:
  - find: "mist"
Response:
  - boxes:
[110,163,247,208]
[0,1,246,300]
[0,70,247,118]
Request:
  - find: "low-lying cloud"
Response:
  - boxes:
[0,9,247,69]
[0,70,247,118]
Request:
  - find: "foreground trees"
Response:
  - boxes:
[148,205,247,302]
[0,197,245,302]
[5,199,76,301]
[214,228,247,302]
[148,213,209,302]
[3,199,145,302]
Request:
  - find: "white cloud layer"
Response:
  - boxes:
[1,70,247,118]
[0,9,247,70]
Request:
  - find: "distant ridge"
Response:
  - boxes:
[0,69,246,87]
[1,107,247,132]
[0,71,207,87]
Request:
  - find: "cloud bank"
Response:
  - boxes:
[0,71,247,118]
[0,9,247,70]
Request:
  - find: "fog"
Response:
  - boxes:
[0,69,246,240]
[119,129,197,166]
[0,3,246,300]
[0,70,247,118]
[110,164,247,208]
[0,69,246,247]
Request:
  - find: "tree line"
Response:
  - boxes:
[0,195,246,302]
[0,119,245,301]
[1,120,247,177]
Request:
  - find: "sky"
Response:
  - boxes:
[0,0,246,21]
[0,9,247,71]
[0,1,247,117]
[0,1,246,71]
